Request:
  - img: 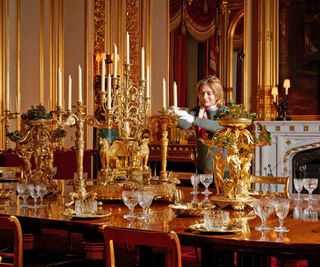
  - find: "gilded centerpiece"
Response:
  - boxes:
[201,103,271,210]
[7,105,66,192]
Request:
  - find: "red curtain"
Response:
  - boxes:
[170,0,218,107]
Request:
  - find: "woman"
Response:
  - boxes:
[172,75,226,174]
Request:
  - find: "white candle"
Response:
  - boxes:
[101,58,106,92]
[78,65,83,103]
[68,75,72,111]
[146,66,150,98]
[141,47,145,80]
[173,81,178,107]
[113,43,118,77]
[58,68,62,107]
[162,78,166,109]
[107,74,112,109]
[126,32,130,64]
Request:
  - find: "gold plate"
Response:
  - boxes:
[187,223,243,234]
[169,203,214,217]
[62,211,112,219]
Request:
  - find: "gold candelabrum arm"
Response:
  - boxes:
[1,110,19,150]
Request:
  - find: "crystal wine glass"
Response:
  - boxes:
[122,190,139,219]
[199,174,213,195]
[273,197,290,232]
[28,184,40,208]
[137,188,154,220]
[51,166,58,178]
[16,183,29,208]
[293,199,303,220]
[253,197,274,231]
[36,184,47,207]
[190,174,200,195]
[293,178,304,200]
[303,178,318,200]
[303,199,318,222]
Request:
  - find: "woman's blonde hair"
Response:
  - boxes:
[196,75,225,108]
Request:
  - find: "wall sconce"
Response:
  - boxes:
[271,86,278,103]
[283,79,290,95]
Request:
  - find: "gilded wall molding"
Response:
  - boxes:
[126,0,140,86]
[94,0,106,55]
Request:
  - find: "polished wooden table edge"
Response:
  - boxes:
[0,189,320,256]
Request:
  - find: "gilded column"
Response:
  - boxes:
[256,0,278,120]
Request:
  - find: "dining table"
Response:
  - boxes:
[1,180,320,267]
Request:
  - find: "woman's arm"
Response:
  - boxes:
[193,117,222,132]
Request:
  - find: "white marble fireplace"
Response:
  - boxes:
[254,121,320,192]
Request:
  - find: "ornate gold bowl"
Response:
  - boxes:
[23,119,53,126]
[218,118,252,129]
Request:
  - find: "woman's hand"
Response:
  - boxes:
[180,114,195,124]
[169,106,189,117]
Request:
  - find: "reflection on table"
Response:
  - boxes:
[0,182,320,266]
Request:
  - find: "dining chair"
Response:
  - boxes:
[100,226,182,267]
[0,215,23,267]
[249,175,290,198]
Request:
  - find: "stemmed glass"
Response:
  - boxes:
[122,190,139,219]
[273,197,290,232]
[303,199,318,222]
[36,184,47,207]
[190,174,200,195]
[28,184,40,208]
[293,199,303,220]
[303,178,318,200]
[252,197,274,231]
[51,166,58,178]
[293,178,304,200]
[137,188,154,220]
[199,174,213,195]
[16,183,30,208]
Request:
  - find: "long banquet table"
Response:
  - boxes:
[1,183,320,267]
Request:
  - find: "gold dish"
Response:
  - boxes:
[62,210,112,219]
[169,203,215,217]
[187,223,243,234]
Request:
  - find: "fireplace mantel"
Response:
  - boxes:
[254,121,320,190]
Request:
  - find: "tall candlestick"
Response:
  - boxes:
[146,66,150,97]
[113,43,118,77]
[141,47,145,80]
[173,82,178,107]
[126,32,130,64]
[101,58,106,92]
[107,74,112,109]
[68,75,72,110]
[162,78,166,109]
[78,65,83,103]
[58,68,62,107]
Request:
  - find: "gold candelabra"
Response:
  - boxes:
[90,61,151,187]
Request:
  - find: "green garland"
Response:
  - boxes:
[215,103,256,120]
[21,105,52,121]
